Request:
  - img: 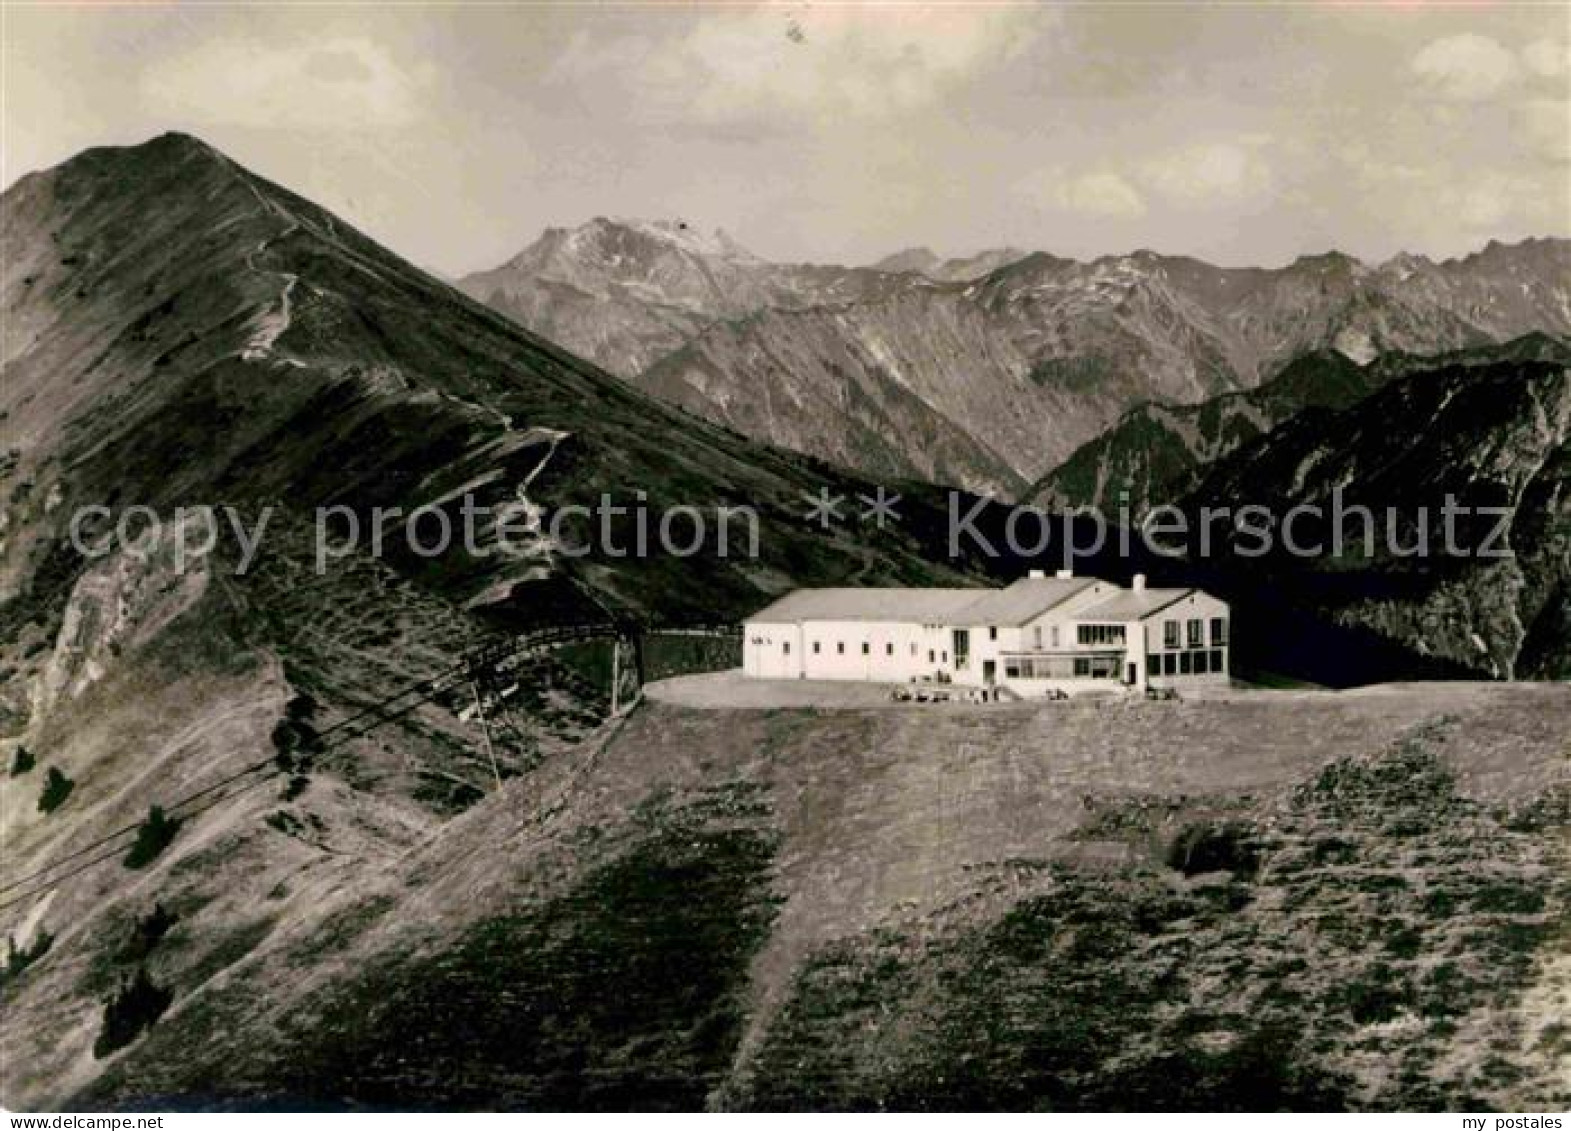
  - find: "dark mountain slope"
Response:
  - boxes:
[1033,335,1571,512]
[0,133,986,674]
[1180,354,1571,678]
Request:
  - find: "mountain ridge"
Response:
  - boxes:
[463,219,1571,495]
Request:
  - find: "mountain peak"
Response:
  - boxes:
[1378,250,1436,278]
[145,129,218,153]
[1287,250,1365,275]
[77,130,226,170]
[580,216,759,261]
[872,247,942,274]
[8,131,231,198]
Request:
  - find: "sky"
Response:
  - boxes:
[3,2,1567,276]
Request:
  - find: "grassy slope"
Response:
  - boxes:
[15,683,1562,1111]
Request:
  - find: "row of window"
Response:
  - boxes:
[1004,656,1121,679]
[793,640,950,664]
[1148,649,1226,676]
[780,617,1227,662]
[1163,617,1228,650]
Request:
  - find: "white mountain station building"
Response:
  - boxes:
[742,571,1230,696]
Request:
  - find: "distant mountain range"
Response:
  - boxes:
[462,223,1571,496]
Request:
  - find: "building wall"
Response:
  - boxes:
[1142,592,1231,686]
[745,586,1232,696]
[743,620,803,679]
[956,581,1118,688]
[746,619,957,682]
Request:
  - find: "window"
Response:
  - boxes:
[911,642,918,656]
[1195,651,1209,674]
[1163,653,1177,675]
[861,641,870,655]
[1147,654,1161,677]
[783,642,791,655]
[988,626,998,641]
[1187,619,1203,648]
[1164,620,1180,649]
[1210,617,1228,646]
[1077,624,1126,646]
[1180,652,1193,674]
[1074,657,1090,677]
[813,641,821,655]
[1051,626,1060,648]
[953,629,970,669]
[929,649,935,663]
[886,642,894,656]
[1005,662,1021,678]
[837,641,845,655]
[941,651,948,663]
[1211,649,1224,672]
[1034,626,1043,649]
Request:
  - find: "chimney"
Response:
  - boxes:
[1055,569,1074,580]
[1027,569,1045,580]
[1133,573,1146,592]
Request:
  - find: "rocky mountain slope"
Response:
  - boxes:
[0,133,991,738]
[1034,334,1571,512]
[464,225,1571,496]
[14,684,1569,1110]
[1179,352,1571,680]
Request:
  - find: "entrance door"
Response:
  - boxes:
[983,660,996,685]
[1126,662,1138,686]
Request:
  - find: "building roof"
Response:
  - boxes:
[1071,588,1194,622]
[950,576,1096,626]
[746,587,986,624]
[746,576,1096,628]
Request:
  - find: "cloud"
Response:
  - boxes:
[550,3,1053,125]
[1141,141,1271,205]
[1522,37,1568,79]
[1449,171,1540,233]
[1034,171,1146,218]
[142,36,433,130]
[1336,138,1562,257]
[1517,97,1570,165]
[1410,34,1518,101]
